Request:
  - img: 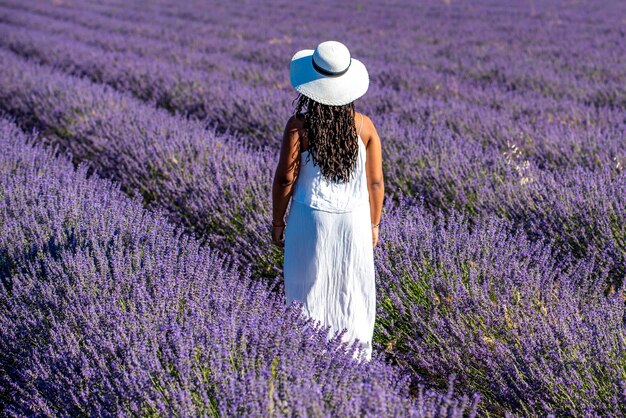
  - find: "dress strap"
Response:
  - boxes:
[357,113,364,136]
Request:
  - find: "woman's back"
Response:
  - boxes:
[282,111,376,362]
[291,113,369,213]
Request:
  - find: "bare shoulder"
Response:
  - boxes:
[282,114,305,147]
[285,113,305,131]
[355,113,378,147]
[362,113,375,130]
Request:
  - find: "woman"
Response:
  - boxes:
[271,41,384,362]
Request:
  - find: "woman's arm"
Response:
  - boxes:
[271,116,301,247]
[364,115,384,247]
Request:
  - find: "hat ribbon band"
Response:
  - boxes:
[312,55,352,77]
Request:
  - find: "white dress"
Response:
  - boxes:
[283,120,376,362]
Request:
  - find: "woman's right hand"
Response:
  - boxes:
[272,225,285,248]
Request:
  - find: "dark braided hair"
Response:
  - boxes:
[293,93,359,183]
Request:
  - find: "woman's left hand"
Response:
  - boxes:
[372,226,379,247]
[272,225,285,248]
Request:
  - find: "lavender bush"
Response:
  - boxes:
[0,118,478,416]
[0,50,623,289]
[375,197,626,415]
[0,49,282,281]
[1,0,625,414]
[1,0,624,150]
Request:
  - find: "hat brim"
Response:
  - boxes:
[290,49,369,106]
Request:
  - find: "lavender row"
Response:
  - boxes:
[9,0,624,89]
[0,117,478,416]
[0,48,623,290]
[0,9,620,414]
[381,121,626,288]
[1,3,624,157]
[5,0,624,111]
[105,0,626,110]
[2,2,625,181]
[0,48,284,280]
[0,18,289,141]
[0,2,239,72]
[1,21,624,185]
[375,197,626,415]
[2,110,623,415]
[1,47,625,413]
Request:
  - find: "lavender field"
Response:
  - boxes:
[0,0,625,416]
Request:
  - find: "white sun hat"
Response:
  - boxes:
[290,40,369,106]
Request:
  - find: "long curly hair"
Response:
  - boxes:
[293,93,359,183]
